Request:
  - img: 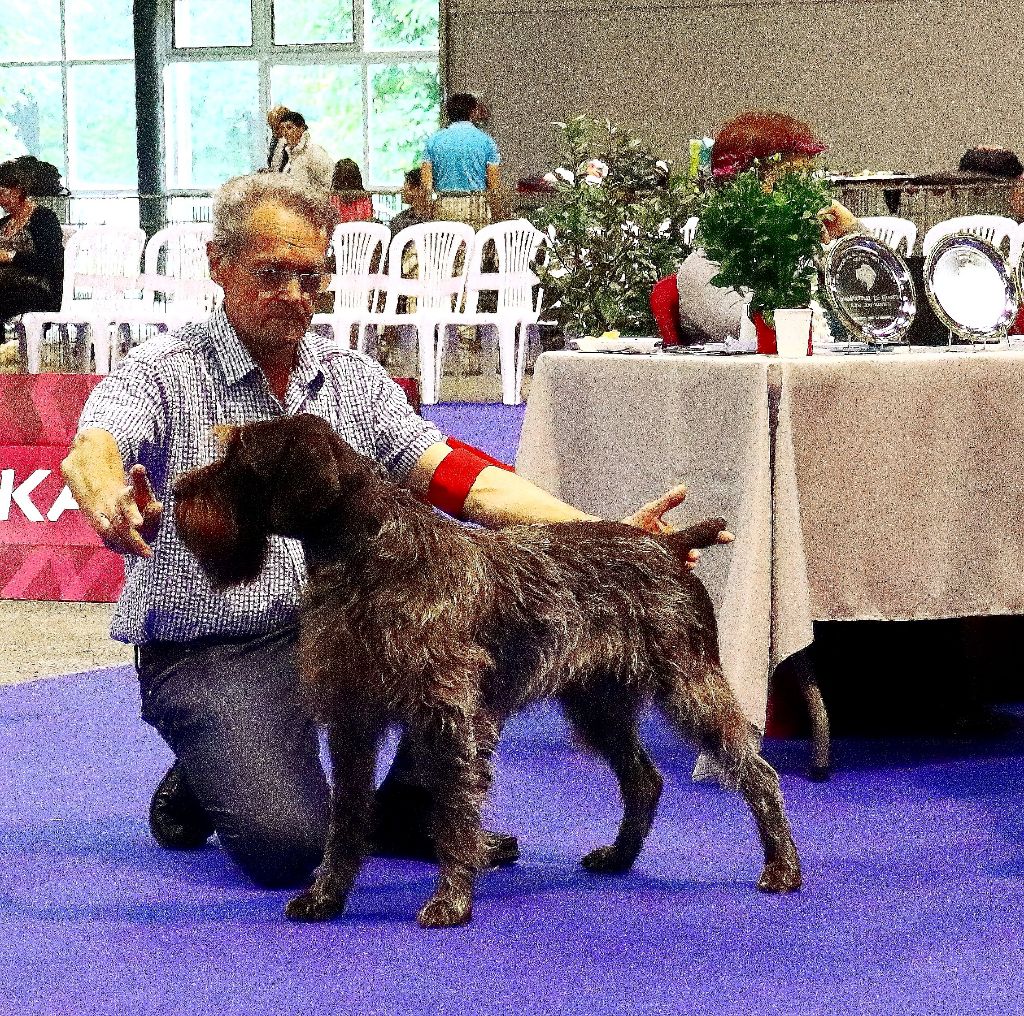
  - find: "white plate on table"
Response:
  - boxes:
[568,336,662,354]
[667,342,752,356]
[818,341,879,355]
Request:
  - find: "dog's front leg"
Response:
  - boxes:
[413,710,485,928]
[286,721,380,922]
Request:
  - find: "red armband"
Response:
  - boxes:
[443,436,514,472]
[425,440,514,517]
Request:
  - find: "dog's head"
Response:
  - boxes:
[173,414,374,589]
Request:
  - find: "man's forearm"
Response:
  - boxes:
[463,466,597,528]
[408,441,594,528]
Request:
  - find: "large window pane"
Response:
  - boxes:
[67,64,138,188]
[368,63,439,185]
[165,62,260,188]
[0,67,65,172]
[174,0,252,48]
[0,0,62,62]
[274,0,354,45]
[366,0,438,51]
[65,0,134,59]
[271,64,361,171]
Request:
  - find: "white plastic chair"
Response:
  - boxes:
[859,216,917,256]
[311,222,391,351]
[367,221,476,405]
[683,215,700,246]
[1009,222,1024,276]
[21,225,146,373]
[922,215,1019,259]
[435,219,545,405]
[106,223,220,364]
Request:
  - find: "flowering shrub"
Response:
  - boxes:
[528,117,699,337]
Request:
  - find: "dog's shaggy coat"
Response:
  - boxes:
[174,414,801,927]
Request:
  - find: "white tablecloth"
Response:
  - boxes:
[516,348,1024,728]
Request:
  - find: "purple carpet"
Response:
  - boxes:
[3,670,1024,1015]
[3,405,1024,1013]
[422,401,527,468]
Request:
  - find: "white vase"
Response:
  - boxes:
[774,308,813,358]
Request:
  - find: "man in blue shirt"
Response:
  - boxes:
[421,93,500,216]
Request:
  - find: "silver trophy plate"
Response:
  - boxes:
[924,233,1019,341]
[822,234,917,344]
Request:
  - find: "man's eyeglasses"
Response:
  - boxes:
[242,264,329,295]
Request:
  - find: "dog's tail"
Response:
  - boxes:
[665,517,729,555]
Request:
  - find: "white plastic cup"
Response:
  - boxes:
[774,308,813,358]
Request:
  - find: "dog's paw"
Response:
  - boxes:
[581,845,634,874]
[757,858,802,893]
[285,888,346,922]
[416,892,473,929]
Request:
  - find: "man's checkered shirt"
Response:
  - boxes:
[78,307,443,644]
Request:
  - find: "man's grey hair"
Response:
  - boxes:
[210,173,335,259]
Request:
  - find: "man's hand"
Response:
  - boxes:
[89,464,163,558]
[621,483,734,570]
[819,200,861,243]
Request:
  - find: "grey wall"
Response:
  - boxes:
[446,0,1024,183]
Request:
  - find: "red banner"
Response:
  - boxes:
[0,375,124,602]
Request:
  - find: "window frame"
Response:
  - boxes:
[158,0,441,192]
[0,0,137,192]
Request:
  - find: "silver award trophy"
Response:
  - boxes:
[923,233,1019,344]
[822,235,918,346]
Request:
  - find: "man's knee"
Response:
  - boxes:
[220,815,327,889]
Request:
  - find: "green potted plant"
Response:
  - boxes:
[696,161,834,353]
[528,117,699,339]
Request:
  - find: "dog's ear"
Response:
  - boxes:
[250,416,352,535]
[174,474,271,589]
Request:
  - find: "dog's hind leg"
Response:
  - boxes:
[659,666,802,894]
[411,708,486,928]
[559,685,663,874]
[286,720,382,922]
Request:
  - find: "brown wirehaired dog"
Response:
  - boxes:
[174,414,801,928]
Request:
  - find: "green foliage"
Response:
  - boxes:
[0,68,65,170]
[273,0,354,45]
[0,0,61,62]
[369,63,439,184]
[696,162,834,318]
[69,64,137,187]
[528,116,699,336]
[369,0,439,49]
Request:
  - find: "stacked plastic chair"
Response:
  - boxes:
[22,224,146,374]
[434,219,545,405]
[366,221,476,405]
[311,222,391,352]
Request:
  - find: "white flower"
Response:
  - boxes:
[553,167,575,183]
[543,172,557,184]
[656,160,669,173]
[580,158,609,186]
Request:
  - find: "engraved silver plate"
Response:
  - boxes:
[822,234,917,344]
[924,233,1019,341]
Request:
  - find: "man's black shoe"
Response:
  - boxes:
[148,763,215,850]
[372,779,519,868]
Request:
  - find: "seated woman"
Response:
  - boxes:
[0,159,64,335]
[677,111,860,344]
[329,158,375,223]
